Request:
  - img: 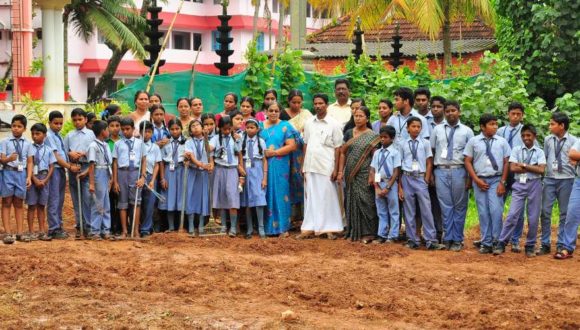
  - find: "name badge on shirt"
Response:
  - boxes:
[486,158,492,166]
[129,151,136,162]
[169,160,175,171]
[17,163,24,172]
[220,151,227,160]
[374,172,381,183]
[33,165,38,175]
[245,158,252,169]
[552,161,559,171]
[411,161,419,172]
[519,173,527,184]
[440,148,448,159]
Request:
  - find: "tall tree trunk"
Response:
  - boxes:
[252,0,260,38]
[442,0,452,76]
[88,46,128,102]
[277,3,285,48]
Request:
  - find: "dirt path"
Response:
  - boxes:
[1,230,579,329]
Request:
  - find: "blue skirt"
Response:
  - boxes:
[159,163,184,211]
[212,166,239,209]
[186,168,210,216]
[241,160,267,207]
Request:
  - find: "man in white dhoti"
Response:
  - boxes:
[298,93,344,239]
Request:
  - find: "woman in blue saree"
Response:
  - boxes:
[260,102,298,236]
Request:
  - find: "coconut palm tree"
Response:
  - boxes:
[64,0,148,101]
[308,0,495,74]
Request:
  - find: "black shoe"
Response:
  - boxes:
[443,241,452,250]
[245,234,252,239]
[51,231,68,240]
[404,241,419,250]
[511,243,521,253]
[473,240,482,249]
[536,244,551,256]
[449,242,463,252]
[493,242,506,255]
[427,242,446,250]
[479,245,493,254]
[372,238,386,244]
[525,246,536,257]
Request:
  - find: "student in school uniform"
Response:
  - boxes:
[398,117,445,250]
[494,124,546,257]
[159,119,187,232]
[239,119,268,239]
[387,87,430,146]
[45,111,70,239]
[64,108,96,238]
[139,121,162,237]
[1,115,34,244]
[538,112,577,255]
[430,101,474,251]
[26,123,56,241]
[112,117,146,238]
[370,125,401,244]
[210,116,244,237]
[184,119,213,237]
[464,113,511,254]
[106,116,122,235]
[87,120,113,240]
[496,102,526,252]
[554,139,580,260]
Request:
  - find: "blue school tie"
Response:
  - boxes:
[507,127,517,148]
[225,136,233,164]
[484,138,499,171]
[55,133,68,161]
[247,139,254,167]
[555,137,566,172]
[172,140,179,164]
[446,125,457,161]
[34,144,41,168]
[195,139,203,162]
[379,149,391,178]
[125,139,135,170]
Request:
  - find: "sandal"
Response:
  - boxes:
[2,235,15,245]
[554,250,573,260]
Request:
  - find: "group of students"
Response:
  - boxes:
[0,82,579,261]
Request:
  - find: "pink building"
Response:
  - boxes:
[0,0,329,103]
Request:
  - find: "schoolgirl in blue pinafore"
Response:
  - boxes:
[210,116,242,236]
[184,119,212,235]
[159,119,187,231]
[240,119,268,238]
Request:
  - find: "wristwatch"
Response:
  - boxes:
[500,180,507,185]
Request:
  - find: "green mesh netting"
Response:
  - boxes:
[110,70,346,115]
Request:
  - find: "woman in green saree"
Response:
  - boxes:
[338,106,380,243]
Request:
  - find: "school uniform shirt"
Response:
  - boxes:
[1,135,34,168]
[327,99,352,125]
[370,145,401,180]
[386,109,430,145]
[87,139,112,168]
[143,141,162,175]
[45,129,68,166]
[184,137,210,167]
[241,134,267,163]
[303,114,344,176]
[430,121,474,166]
[210,134,241,167]
[497,123,523,149]
[112,137,145,168]
[508,144,546,181]
[419,109,435,136]
[463,134,511,177]
[64,127,96,163]
[152,124,170,143]
[399,136,432,173]
[32,143,57,172]
[161,137,186,164]
[543,133,578,179]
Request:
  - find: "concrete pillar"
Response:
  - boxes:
[41,8,64,102]
[290,0,307,49]
[11,0,34,101]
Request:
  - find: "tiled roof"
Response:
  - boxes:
[308,16,495,43]
[306,39,496,58]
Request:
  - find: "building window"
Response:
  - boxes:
[272,0,278,13]
[173,31,191,50]
[212,30,231,51]
[87,77,96,98]
[214,0,222,4]
[193,33,202,51]
[256,32,264,51]
[306,3,312,18]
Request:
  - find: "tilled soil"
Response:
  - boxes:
[0,195,579,329]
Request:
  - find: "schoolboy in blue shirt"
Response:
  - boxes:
[87,120,113,240]
[45,111,70,239]
[26,123,57,241]
[430,100,474,251]
[496,102,526,252]
[387,87,430,146]
[464,113,511,254]
[494,124,546,257]
[398,117,445,250]
[554,139,580,260]
[64,108,96,238]
[370,125,401,243]
[1,115,34,244]
[139,121,162,237]
[538,112,577,255]
[112,117,146,238]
